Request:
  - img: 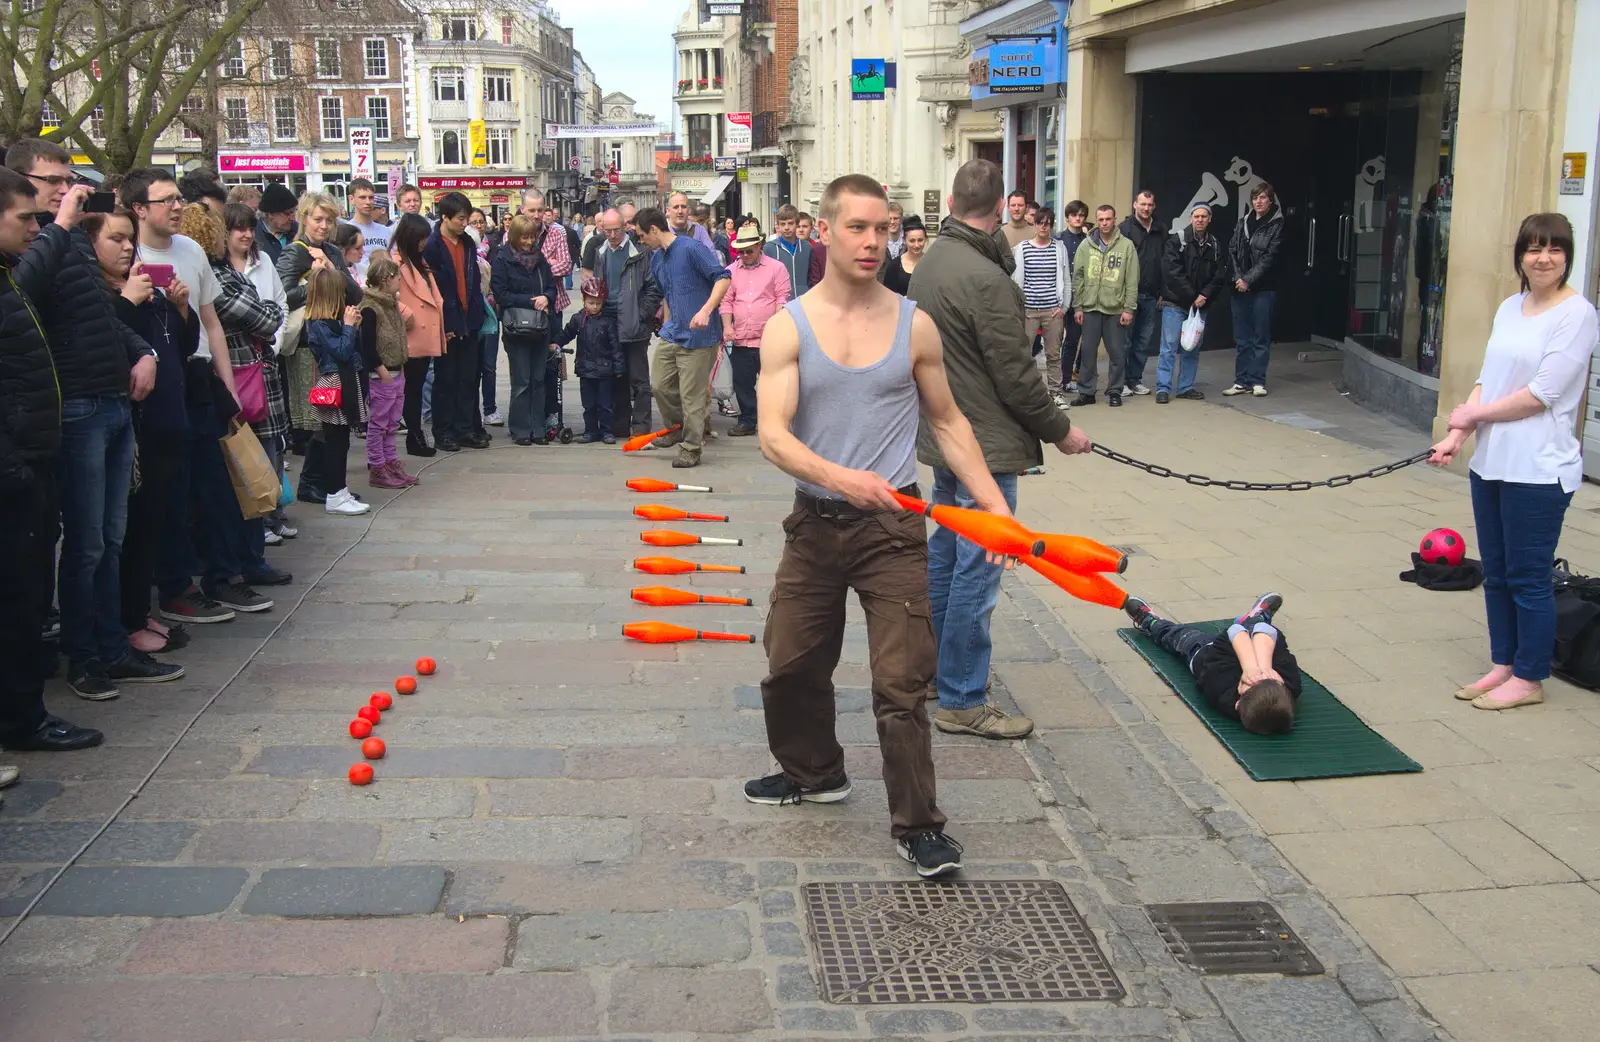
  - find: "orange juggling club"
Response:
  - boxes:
[1024,556,1128,610]
[624,621,757,644]
[641,529,742,547]
[890,490,1126,575]
[622,424,681,452]
[634,556,746,575]
[627,477,713,493]
[634,504,730,522]
[631,586,754,607]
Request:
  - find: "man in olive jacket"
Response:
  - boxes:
[908,159,1091,742]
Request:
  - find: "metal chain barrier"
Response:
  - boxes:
[1089,444,1435,492]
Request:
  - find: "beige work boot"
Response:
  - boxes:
[934,703,1033,740]
[672,446,702,469]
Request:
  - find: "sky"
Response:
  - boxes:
[551,0,681,127]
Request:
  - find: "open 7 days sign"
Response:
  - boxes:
[347,122,375,181]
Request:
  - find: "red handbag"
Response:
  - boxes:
[308,385,342,408]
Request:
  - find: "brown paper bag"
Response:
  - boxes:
[220,420,279,519]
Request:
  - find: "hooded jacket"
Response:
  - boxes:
[1072,227,1140,316]
[1119,214,1167,298]
[254,218,298,267]
[1010,237,1071,311]
[1229,204,1285,293]
[762,236,814,297]
[593,235,664,342]
[0,258,60,487]
[719,253,792,346]
[907,218,1072,474]
[12,223,154,400]
[1159,226,1228,311]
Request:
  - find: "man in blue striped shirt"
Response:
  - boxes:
[1010,208,1071,408]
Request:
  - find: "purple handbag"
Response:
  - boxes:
[231,359,268,424]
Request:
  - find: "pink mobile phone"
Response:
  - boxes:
[144,263,174,289]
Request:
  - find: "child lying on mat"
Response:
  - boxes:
[1124,592,1302,735]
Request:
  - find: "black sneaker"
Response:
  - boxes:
[1071,393,1096,407]
[107,649,185,684]
[242,566,293,587]
[1155,391,1170,404]
[41,610,61,641]
[206,582,274,613]
[897,830,964,878]
[1176,389,1206,401]
[1123,596,1158,631]
[1236,592,1284,627]
[743,772,852,806]
[159,589,236,625]
[1,714,104,752]
[1108,393,1123,408]
[298,485,327,504]
[67,661,119,701]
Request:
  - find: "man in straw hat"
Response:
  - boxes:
[719,222,791,436]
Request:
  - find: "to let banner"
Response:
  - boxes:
[723,112,752,154]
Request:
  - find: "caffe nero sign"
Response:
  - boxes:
[988,41,1048,94]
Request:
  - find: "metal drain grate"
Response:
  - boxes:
[1146,901,1323,975]
[1111,544,1144,557]
[803,880,1124,1004]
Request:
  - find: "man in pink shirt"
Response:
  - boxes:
[719,222,792,436]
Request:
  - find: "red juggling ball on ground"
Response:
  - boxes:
[357,705,381,725]
[349,718,372,739]
[361,737,386,759]
[349,763,374,785]
[370,691,393,710]
[416,656,437,675]
[396,676,417,695]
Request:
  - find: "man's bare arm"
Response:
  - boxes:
[910,310,1012,517]
[757,309,899,510]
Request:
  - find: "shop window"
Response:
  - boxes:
[273,97,297,140]
[364,38,388,79]
[320,96,344,141]
[432,66,465,102]
[224,98,249,141]
[269,40,292,79]
[315,38,340,79]
[366,96,390,140]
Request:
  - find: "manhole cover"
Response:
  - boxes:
[802,880,1124,1004]
[1146,901,1323,975]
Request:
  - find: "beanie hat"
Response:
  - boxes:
[259,182,297,215]
[1190,203,1213,218]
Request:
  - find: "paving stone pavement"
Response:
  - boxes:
[0,366,1471,1040]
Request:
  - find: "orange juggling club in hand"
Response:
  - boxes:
[631,586,754,607]
[634,556,746,575]
[641,529,742,547]
[624,621,757,644]
[1032,533,1128,576]
[890,491,1127,575]
[1023,556,1128,610]
[634,504,730,522]
[622,424,681,452]
[627,477,713,493]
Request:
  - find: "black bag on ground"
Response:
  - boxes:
[1552,559,1600,690]
[1399,553,1483,591]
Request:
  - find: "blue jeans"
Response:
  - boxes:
[57,395,135,667]
[927,467,1019,710]
[1231,290,1275,386]
[578,376,613,438]
[1125,293,1158,386]
[1469,472,1573,681]
[1156,305,1201,395]
[480,329,500,414]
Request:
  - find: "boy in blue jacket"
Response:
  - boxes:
[553,275,624,444]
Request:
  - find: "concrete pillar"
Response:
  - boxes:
[1435,0,1576,438]
[1002,108,1018,192]
[1059,38,1135,214]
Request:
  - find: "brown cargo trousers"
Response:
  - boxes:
[760,492,947,839]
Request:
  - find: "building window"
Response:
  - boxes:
[435,129,464,166]
[432,66,465,101]
[366,96,390,140]
[221,40,244,78]
[269,39,292,78]
[315,38,340,78]
[714,49,723,80]
[273,96,297,140]
[441,14,476,41]
[39,101,59,129]
[179,96,204,141]
[610,143,622,170]
[483,68,512,103]
[320,96,344,141]
[501,15,513,44]
[686,114,713,158]
[90,105,104,138]
[224,98,249,141]
[363,38,387,79]
[174,42,195,70]
[486,127,512,165]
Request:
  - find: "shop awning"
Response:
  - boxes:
[700,174,736,205]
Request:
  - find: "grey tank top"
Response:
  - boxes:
[787,295,920,499]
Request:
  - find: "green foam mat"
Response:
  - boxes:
[1117,621,1422,781]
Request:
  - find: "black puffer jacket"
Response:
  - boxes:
[1119,215,1167,298]
[12,223,154,399]
[0,260,61,487]
[1229,205,1285,293]
[1160,227,1228,311]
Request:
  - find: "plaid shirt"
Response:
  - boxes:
[540,223,572,312]
[212,260,289,438]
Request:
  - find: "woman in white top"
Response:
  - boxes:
[1431,213,1600,710]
